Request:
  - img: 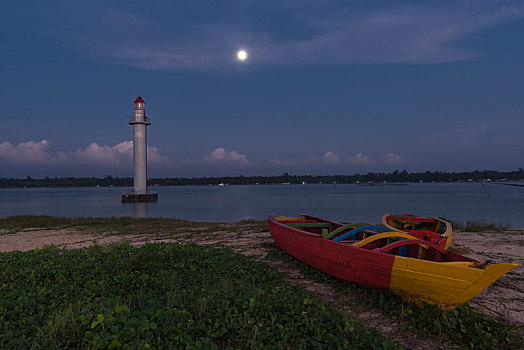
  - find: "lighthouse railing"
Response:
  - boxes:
[129,116,151,124]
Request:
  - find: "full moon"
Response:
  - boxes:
[237,49,248,61]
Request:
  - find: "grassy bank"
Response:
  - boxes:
[451,219,511,232]
[0,242,399,349]
[0,216,521,349]
[0,215,195,232]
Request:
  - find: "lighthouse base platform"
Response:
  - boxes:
[121,191,158,203]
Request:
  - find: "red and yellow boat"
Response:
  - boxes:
[382,213,453,250]
[268,214,516,310]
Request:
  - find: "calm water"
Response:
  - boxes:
[1,183,523,228]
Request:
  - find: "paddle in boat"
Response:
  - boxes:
[382,213,453,250]
[268,214,516,310]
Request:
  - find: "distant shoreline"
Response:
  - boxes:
[1,169,524,189]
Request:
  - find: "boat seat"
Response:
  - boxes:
[351,232,419,253]
[332,225,393,242]
[374,238,448,258]
[322,224,355,239]
[339,240,357,245]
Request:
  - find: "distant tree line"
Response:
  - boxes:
[1,169,523,188]
[0,175,133,188]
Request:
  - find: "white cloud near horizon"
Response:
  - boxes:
[204,147,249,164]
[0,141,247,170]
[302,151,341,165]
[382,153,403,166]
[0,140,408,174]
[0,140,59,165]
[0,140,177,168]
[346,152,375,166]
[71,141,132,166]
[321,151,341,164]
[271,151,377,168]
[42,1,524,70]
[71,141,177,167]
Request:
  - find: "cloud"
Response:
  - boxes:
[42,1,524,70]
[0,140,176,167]
[346,153,375,165]
[321,151,340,164]
[302,151,340,165]
[273,151,374,168]
[204,147,249,163]
[382,153,403,165]
[71,141,176,167]
[382,153,404,165]
[270,151,378,171]
[0,140,58,164]
[147,145,177,166]
[71,141,132,165]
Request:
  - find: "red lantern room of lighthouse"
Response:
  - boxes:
[134,96,145,110]
[130,96,149,125]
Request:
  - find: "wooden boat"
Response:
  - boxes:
[382,213,453,250]
[268,214,516,310]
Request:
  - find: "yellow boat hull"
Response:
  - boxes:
[390,258,516,309]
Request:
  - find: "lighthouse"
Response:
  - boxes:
[121,96,158,202]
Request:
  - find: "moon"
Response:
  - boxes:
[237,49,248,61]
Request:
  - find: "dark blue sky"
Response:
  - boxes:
[2,1,524,177]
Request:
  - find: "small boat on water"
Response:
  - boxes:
[382,213,453,250]
[268,214,516,310]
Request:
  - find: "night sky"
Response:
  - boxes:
[2,1,524,177]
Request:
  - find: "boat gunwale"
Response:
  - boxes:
[269,215,486,268]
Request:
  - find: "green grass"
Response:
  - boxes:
[0,215,264,238]
[0,243,400,349]
[451,219,510,232]
[0,215,193,230]
[437,216,511,232]
[349,286,519,350]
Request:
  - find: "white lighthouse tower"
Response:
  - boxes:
[121,96,158,202]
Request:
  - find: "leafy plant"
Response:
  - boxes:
[0,243,401,349]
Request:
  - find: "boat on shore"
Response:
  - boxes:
[268,214,516,310]
[382,213,453,250]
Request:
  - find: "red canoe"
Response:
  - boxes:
[268,214,516,310]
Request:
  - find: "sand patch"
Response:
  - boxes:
[451,230,524,326]
[0,229,104,252]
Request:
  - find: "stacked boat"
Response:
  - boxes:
[268,213,516,310]
[381,213,453,250]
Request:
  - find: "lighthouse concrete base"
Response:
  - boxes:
[121,192,158,203]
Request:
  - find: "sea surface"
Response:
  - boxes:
[1,182,523,228]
